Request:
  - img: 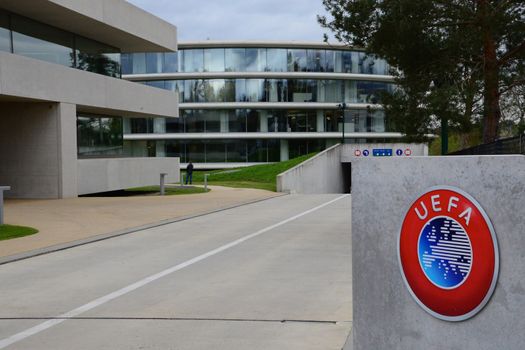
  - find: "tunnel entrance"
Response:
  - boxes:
[342,162,352,193]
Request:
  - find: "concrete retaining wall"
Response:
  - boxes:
[276,142,427,194]
[351,156,525,349]
[78,157,179,195]
[276,144,345,194]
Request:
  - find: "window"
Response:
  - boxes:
[182,49,204,72]
[0,11,10,53]
[11,14,74,67]
[245,48,266,72]
[77,115,123,157]
[225,48,245,71]
[204,48,225,72]
[288,49,307,72]
[266,48,287,72]
[76,36,121,77]
[163,52,178,73]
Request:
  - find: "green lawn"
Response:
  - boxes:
[0,224,39,241]
[185,153,317,192]
[125,185,210,196]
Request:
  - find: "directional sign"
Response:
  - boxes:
[396,149,403,156]
[363,150,370,157]
[373,149,393,157]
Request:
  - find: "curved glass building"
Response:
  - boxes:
[122,41,399,167]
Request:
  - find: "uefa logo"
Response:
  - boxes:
[398,186,499,321]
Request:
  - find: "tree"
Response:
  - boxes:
[318,0,525,144]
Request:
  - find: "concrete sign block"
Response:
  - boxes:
[351,156,525,349]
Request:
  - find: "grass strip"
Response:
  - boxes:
[0,224,39,241]
[125,186,210,196]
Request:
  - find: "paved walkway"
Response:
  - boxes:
[1,186,282,259]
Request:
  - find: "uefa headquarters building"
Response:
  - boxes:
[122,42,398,168]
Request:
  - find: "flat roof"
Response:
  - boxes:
[0,0,177,52]
[178,41,363,51]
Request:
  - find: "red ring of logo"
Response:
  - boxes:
[398,186,499,321]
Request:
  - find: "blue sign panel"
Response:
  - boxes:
[373,148,393,157]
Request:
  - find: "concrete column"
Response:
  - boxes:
[280,140,289,162]
[316,110,325,132]
[153,118,166,133]
[56,103,78,198]
[259,110,268,132]
[220,111,229,133]
[0,102,77,199]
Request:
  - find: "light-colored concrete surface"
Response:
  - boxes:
[0,186,282,259]
[0,194,351,349]
[77,157,180,195]
[277,144,344,194]
[352,156,525,350]
[0,52,178,118]
[0,0,177,52]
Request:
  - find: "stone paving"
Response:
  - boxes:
[1,186,282,259]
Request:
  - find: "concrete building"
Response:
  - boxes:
[122,41,398,169]
[0,0,180,198]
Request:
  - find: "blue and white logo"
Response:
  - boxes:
[396,149,403,156]
[418,216,473,289]
[362,150,370,157]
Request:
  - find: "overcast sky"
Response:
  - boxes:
[127,0,335,42]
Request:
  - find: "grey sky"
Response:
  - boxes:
[127,0,335,42]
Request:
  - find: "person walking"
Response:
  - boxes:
[185,161,194,185]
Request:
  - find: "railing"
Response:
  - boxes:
[448,134,525,155]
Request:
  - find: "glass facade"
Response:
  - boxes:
[122,47,390,75]
[122,44,395,165]
[0,10,121,77]
[77,114,123,158]
[139,78,392,104]
[130,109,387,134]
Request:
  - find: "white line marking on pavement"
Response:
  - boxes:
[0,194,349,349]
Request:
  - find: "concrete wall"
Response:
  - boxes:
[276,143,427,194]
[78,158,180,195]
[0,52,178,119]
[0,0,177,52]
[340,142,428,162]
[276,144,345,194]
[0,102,77,199]
[351,156,525,349]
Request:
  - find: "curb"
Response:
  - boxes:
[0,193,288,266]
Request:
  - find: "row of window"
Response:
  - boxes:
[143,79,392,104]
[125,139,326,163]
[122,48,389,75]
[0,10,121,77]
[126,109,388,134]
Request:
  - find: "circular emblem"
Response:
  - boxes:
[398,186,499,321]
[362,150,370,157]
[354,150,361,157]
[405,148,412,156]
[396,149,403,156]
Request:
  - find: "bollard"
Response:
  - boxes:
[180,170,184,187]
[0,186,11,225]
[204,174,210,191]
[160,173,167,196]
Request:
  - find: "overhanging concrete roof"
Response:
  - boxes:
[0,0,177,52]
